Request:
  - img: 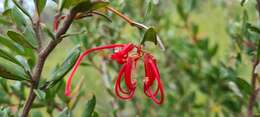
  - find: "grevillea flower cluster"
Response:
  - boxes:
[65,43,164,105]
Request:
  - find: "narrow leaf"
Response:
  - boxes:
[58,107,72,117]
[7,30,36,49]
[23,26,38,48]
[235,78,251,96]
[0,35,25,54]
[15,55,31,73]
[12,0,33,22]
[0,57,28,81]
[241,0,247,6]
[47,46,81,88]
[35,0,47,15]
[0,48,21,65]
[11,7,27,27]
[82,95,96,117]
[59,0,75,11]
[42,24,55,40]
[4,0,9,10]
[247,23,260,34]
[33,89,46,100]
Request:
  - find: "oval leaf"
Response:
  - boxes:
[0,35,25,54]
[7,30,36,49]
[0,48,21,65]
[141,27,157,45]
[0,57,28,81]
[11,7,27,27]
[46,46,81,88]
[15,55,31,73]
[33,89,46,100]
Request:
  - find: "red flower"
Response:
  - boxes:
[65,43,164,105]
[110,43,135,64]
[114,57,137,99]
[143,53,164,105]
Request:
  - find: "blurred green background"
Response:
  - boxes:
[1,0,260,116]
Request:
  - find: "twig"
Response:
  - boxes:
[21,9,77,117]
[106,6,148,29]
[247,1,260,116]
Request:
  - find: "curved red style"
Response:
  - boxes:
[65,44,126,96]
[65,43,164,105]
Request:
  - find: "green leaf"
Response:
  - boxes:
[0,107,10,117]
[0,35,25,54]
[247,23,260,34]
[42,24,55,40]
[72,1,109,13]
[241,0,247,6]
[208,44,218,58]
[15,55,31,73]
[235,78,251,96]
[33,89,46,100]
[47,46,81,88]
[12,0,33,22]
[0,48,21,65]
[82,95,96,117]
[144,0,153,21]
[11,7,27,27]
[4,0,9,10]
[80,35,88,49]
[31,111,43,117]
[10,81,25,99]
[92,112,99,117]
[7,30,36,49]
[141,27,157,45]
[177,1,188,21]
[58,108,72,117]
[192,23,199,36]
[257,40,260,60]
[35,0,47,15]
[0,57,28,81]
[2,9,12,16]
[242,10,249,38]
[0,48,22,69]
[59,0,80,11]
[0,78,9,93]
[23,26,38,48]
[0,17,12,26]
[57,81,70,103]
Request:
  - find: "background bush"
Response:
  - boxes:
[0,0,259,116]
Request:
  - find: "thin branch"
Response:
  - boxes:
[106,6,148,29]
[21,9,77,117]
[247,1,260,117]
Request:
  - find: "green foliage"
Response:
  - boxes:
[82,95,96,117]
[71,1,109,13]
[7,30,36,49]
[35,0,47,15]
[46,46,81,89]
[141,27,157,45]
[0,0,260,116]
[0,57,28,81]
